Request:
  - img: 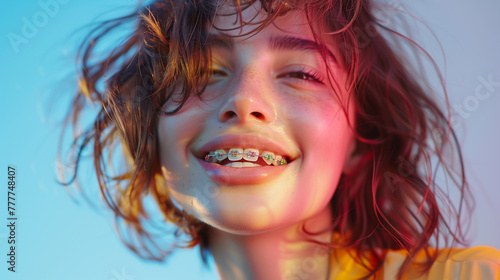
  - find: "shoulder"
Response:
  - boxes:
[385,246,500,280]
[329,246,500,279]
[438,246,500,262]
[430,246,500,279]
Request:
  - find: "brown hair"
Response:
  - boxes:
[60,0,471,278]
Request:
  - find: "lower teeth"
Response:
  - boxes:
[223,162,262,167]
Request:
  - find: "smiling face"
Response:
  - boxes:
[157,2,356,234]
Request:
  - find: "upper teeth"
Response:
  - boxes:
[204,148,287,166]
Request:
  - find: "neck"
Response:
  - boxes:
[208,206,333,280]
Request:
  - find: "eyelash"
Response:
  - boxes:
[208,68,323,84]
[281,68,323,84]
[211,69,227,76]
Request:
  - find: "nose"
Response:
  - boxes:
[217,69,276,124]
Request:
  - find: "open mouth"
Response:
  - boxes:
[194,140,298,185]
[203,148,292,167]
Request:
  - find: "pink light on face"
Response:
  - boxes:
[157,1,356,233]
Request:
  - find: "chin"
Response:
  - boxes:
[206,220,285,235]
[197,205,296,235]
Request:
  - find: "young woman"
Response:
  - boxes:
[61,0,500,279]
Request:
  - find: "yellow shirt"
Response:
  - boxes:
[329,246,500,279]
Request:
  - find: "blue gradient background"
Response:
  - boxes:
[0,1,499,279]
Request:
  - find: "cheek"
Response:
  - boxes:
[286,94,354,199]
[157,111,209,216]
[287,93,352,154]
[309,107,353,172]
[158,116,188,170]
[157,103,207,171]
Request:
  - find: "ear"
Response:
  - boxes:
[342,139,362,175]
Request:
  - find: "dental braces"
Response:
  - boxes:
[204,150,288,165]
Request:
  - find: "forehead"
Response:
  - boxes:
[212,1,315,40]
[208,1,343,67]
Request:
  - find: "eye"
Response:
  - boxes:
[206,68,229,85]
[280,68,323,84]
[210,69,227,77]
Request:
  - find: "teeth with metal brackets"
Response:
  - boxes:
[204,148,288,166]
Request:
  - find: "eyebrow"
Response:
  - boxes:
[206,34,338,64]
[269,35,338,64]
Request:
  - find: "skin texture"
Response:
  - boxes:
[157,2,357,279]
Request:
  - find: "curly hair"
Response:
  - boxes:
[59,0,472,278]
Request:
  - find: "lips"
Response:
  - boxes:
[193,134,298,162]
[192,134,299,185]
